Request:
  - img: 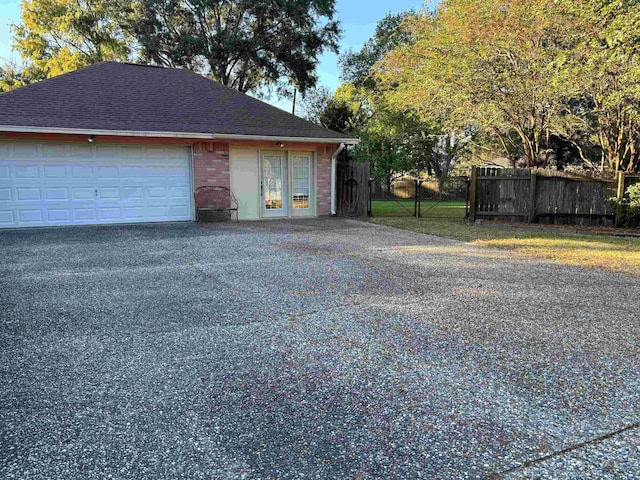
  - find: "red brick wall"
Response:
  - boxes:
[316,147,333,216]
[192,142,230,189]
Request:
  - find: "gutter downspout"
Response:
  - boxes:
[331,143,346,216]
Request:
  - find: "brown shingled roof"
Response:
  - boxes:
[0,62,357,141]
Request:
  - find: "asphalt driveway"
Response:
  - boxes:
[1,219,638,479]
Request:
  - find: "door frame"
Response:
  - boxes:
[259,149,316,219]
[260,150,289,218]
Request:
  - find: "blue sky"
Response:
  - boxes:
[0,0,437,110]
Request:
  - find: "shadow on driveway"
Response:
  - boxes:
[1,219,638,479]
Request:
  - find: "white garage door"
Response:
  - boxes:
[0,142,193,228]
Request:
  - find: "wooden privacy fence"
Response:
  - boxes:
[469,167,620,226]
[336,157,370,217]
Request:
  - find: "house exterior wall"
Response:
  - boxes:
[229,147,261,220]
[192,142,231,190]
[316,147,332,216]
[0,133,341,222]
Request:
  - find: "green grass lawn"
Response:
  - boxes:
[371,199,467,218]
[368,206,640,277]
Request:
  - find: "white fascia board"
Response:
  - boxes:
[213,133,360,145]
[0,125,360,144]
[0,125,216,139]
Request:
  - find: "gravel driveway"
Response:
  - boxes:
[1,218,638,479]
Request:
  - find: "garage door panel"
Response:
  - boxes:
[0,211,14,225]
[148,186,168,198]
[0,143,192,228]
[122,207,145,220]
[169,205,191,217]
[16,188,41,201]
[121,187,144,199]
[97,166,119,179]
[69,145,93,158]
[74,209,96,221]
[99,188,120,199]
[12,144,38,158]
[18,209,44,222]
[98,208,122,220]
[72,166,94,178]
[120,166,146,177]
[171,186,190,198]
[95,145,120,158]
[48,210,71,222]
[122,146,145,158]
[15,166,39,178]
[72,188,95,200]
[145,206,169,218]
[43,165,68,178]
[42,144,66,158]
[45,188,69,200]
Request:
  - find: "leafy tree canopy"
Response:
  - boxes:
[11,0,133,81]
[0,64,29,92]
[4,0,341,97]
[378,0,581,168]
[339,11,414,88]
[563,0,640,172]
[377,0,640,173]
[133,0,341,93]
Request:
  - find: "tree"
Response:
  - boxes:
[352,106,435,191]
[565,0,640,173]
[299,86,365,133]
[378,0,579,168]
[132,0,341,94]
[11,0,133,82]
[340,11,414,89]
[0,64,30,92]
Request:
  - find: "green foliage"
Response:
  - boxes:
[376,0,640,173]
[0,64,30,92]
[11,0,133,81]
[564,0,640,172]
[622,183,640,223]
[6,0,339,97]
[378,0,580,169]
[132,0,341,94]
[299,85,366,133]
[339,11,414,89]
[628,184,640,211]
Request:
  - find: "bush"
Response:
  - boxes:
[616,182,640,228]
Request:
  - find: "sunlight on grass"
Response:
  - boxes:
[371,200,467,218]
[476,237,640,276]
[368,216,640,277]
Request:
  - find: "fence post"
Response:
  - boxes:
[528,170,537,223]
[468,167,478,222]
[418,180,423,218]
[615,171,626,227]
[414,179,419,217]
[368,179,373,217]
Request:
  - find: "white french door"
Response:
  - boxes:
[261,151,315,218]
[291,153,312,217]
[262,152,288,218]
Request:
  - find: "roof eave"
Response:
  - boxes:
[0,125,360,145]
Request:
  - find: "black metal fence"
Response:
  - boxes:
[368,177,470,218]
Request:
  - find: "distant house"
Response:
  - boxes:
[0,62,358,228]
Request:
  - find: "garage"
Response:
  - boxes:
[0,62,358,228]
[0,142,192,228]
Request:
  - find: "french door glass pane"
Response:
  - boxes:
[264,155,283,209]
[292,155,310,209]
